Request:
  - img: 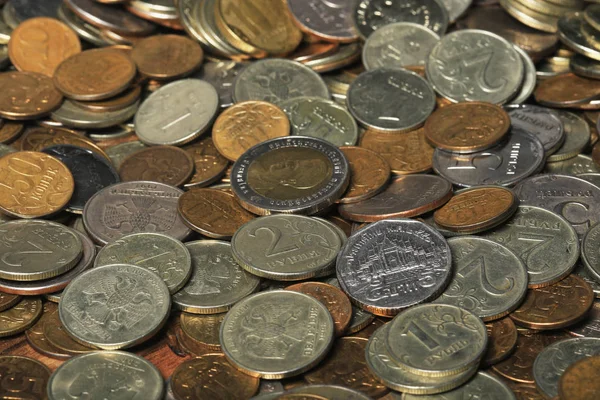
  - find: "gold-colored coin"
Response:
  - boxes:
[25,302,71,360]
[0,297,42,337]
[0,121,24,144]
[0,72,64,120]
[43,309,97,355]
[180,312,225,351]
[20,126,111,161]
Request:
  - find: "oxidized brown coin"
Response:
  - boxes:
[0,121,24,144]
[0,297,42,337]
[183,136,229,188]
[304,337,389,398]
[0,356,51,400]
[212,101,290,161]
[25,302,70,360]
[131,34,203,80]
[43,309,96,355]
[180,312,226,351]
[593,142,600,167]
[534,73,600,106]
[0,72,63,120]
[178,188,254,239]
[424,102,511,153]
[492,331,571,383]
[119,145,194,187]
[72,85,141,112]
[338,146,390,204]
[53,48,136,101]
[8,17,81,77]
[501,380,546,400]
[434,186,518,233]
[359,128,434,175]
[558,355,600,400]
[285,282,352,337]
[0,151,74,218]
[20,126,110,161]
[484,318,518,366]
[170,354,260,400]
[510,275,594,330]
[0,291,20,312]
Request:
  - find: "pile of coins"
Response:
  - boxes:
[2,0,600,399]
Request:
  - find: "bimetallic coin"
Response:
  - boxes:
[59,264,171,349]
[505,104,565,155]
[337,219,452,316]
[401,372,516,400]
[219,290,335,379]
[0,356,50,399]
[484,318,518,366]
[546,112,590,162]
[180,312,225,351]
[192,61,247,108]
[173,240,260,314]
[0,297,42,337]
[347,68,435,133]
[47,351,163,400]
[338,146,390,204]
[559,356,600,400]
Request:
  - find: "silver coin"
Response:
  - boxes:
[173,240,260,314]
[63,0,155,36]
[401,372,516,400]
[59,264,171,349]
[195,0,246,58]
[514,174,600,239]
[336,219,452,316]
[548,111,590,162]
[533,338,600,398]
[0,143,15,157]
[232,59,329,104]
[558,12,600,62]
[95,233,192,294]
[354,0,449,39]
[82,181,192,245]
[9,0,61,22]
[287,0,357,42]
[105,141,147,169]
[284,385,373,400]
[426,29,524,104]
[135,79,219,146]
[583,222,600,282]
[567,301,600,337]
[580,172,600,188]
[279,96,358,147]
[347,68,435,133]
[505,104,565,155]
[440,0,472,22]
[324,277,376,334]
[51,99,138,129]
[434,237,528,321]
[574,263,600,298]
[232,215,341,281]
[433,128,545,187]
[362,22,440,70]
[511,45,537,104]
[546,154,600,175]
[219,290,334,379]
[482,205,579,288]
[192,60,248,108]
[58,3,112,47]
[88,124,135,141]
[570,54,600,79]
[47,351,164,400]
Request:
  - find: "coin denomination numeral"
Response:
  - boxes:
[249,226,300,257]
[1,239,52,267]
[458,256,513,295]
[516,233,553,273]
[401,321,440,350]
[463,50,506,94]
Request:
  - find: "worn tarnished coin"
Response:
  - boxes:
[19,126,110,161]
[0,121,23,144]
[95,232,192,294]
[232,215,341,280]
[230,136,349,215]
[170,354,260,400]
[558,12,600,62]
[511,45,536,105]
[435,237,528,321]
[510,275,594,330]
[535,73,600,107]
[74,85,141,113]
[0,356,50,399]
[183,137,229,189]
[548,111,590,162]
[48,351,163,400]
[337,219,452,316]
[547,154,600,174]
[426,29,523,104]
[64,0,155,35]
[135,79,219,147]
[173,240,260,314]
[25,302,70,360]
[338,146,390,204]
[59,264,171,349]
[286,0,357,43]
[484,318,518,366]
[347,68,435,133]
[51,98,139,130]
[505,104,565,155]
[339,174,452,222]
[44,309,96,356]
[192,61,247,109]
[386,304,487,377]
[424,102,511,153]
[119,146,194,187]
[0,220,82,281]
[401,372,516,400]
[574,264,600,299]
[220,290,334,379]
[106,140,147,169]
[131,34,202,80]
[180,312,225,351]
[558,355,600,400]
[0,297,42,337]
[0,292,20,312]
[0,71,63,120]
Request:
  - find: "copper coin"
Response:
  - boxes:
[285,282,353,337]
[434,186,518,233]
[176,326,213,357]
[183,136,229,189]
[43,308,96,355]
[492,331,572,383]
[72,84,141,113]
[303,337,389,398]
[8,17,81,77]
[558,355,600,400]
[424,102,511,153]
[180,312,225,352]
[212,101,290,161]
[359,128,435,175]
[0,71,63,120]
[327,215,353,239]
[500,380,546,400]
[337,146,390,204]
[131,34,203,80]
[178,188,254,239]
[510,275,594,330]
[119,145,195,187]
[0,356,51,399]
[0,291,20,312]
[25,302,70,360]
[0,297,43,337]
[0,151,74,218]
[0,121,24,144]
[534,73,600,107]
[170,354,260,400]
[53,48,136,101]
[484,318,518,367]
[20,126,110,161]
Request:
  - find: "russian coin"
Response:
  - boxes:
[230,136,350,215]
[386,304,487,376]
[51,98,139,129]
[511,45,537,104]
[64,0,155,36]
[119,145,194,187]
[338,174,452,222]
[220,290,334,379]
[286,0,357,43]
[25,302,70,360]
[233,59,329,104]
[0,121,23,145]
[548,111,590,162]
[426,29,524,104]
[347,68,435,133]
[483,205,579,288]
[505,104,565,155]
[401,372,516,400]
[535,73,600,107]
[559,356,600,400]
[180,312,225,351]
[0,71,64,120]
[337,219,452,316]
[582,223,600,283]
[338,146,390,204]
[83,181,192,245]
[232,215,341,280]
[74,85,141,113]
[574,263,600,299]
[106,140,147,169]
[0,292,20,312]
[0,220,82,281]
[570,54,600,80]
[19,126,110,161]
[131,34,203,80]
[0,297,42,337]
[546,154,600,175]
[173,240,260,314]
[326,276,376,335]
[484,318,518,366]
[57,2,112,47]
[48,351,164,400]
[183,137,230,188]
[44,310,96,356]
[0,356,50,399]
[499,0,558,34]
[192,61,247,109]
[558,12,600,62]
[135,79,219,146]
[59,264,171,349]
[433,128,545,188]
[281,385,372,400]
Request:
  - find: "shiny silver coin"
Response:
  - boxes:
[511,45,537,104]
[401,372,516,399]
[440,0,472,22]
[558,12,600,62]
[287,0,357,43]
[548,111,590,162]
[505,104,565,156]
[192,60,248,108]
[58,3,112,47]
